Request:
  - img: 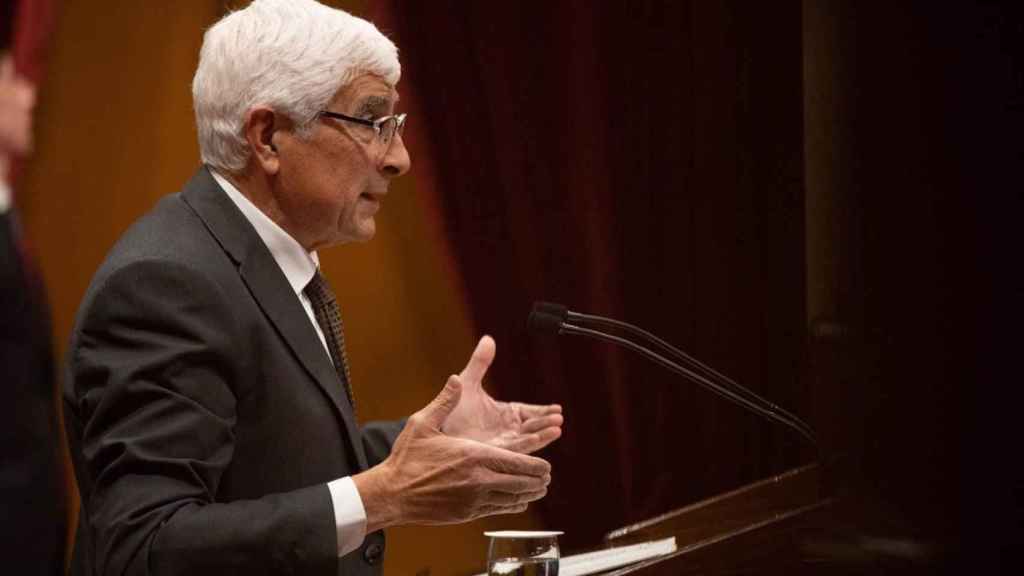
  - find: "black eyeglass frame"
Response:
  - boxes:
[318,110,407,144]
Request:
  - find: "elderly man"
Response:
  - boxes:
[63,1,563,575]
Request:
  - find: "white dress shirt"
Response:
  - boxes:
[211,169,367,557]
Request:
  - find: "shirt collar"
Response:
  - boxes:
[210,168,320,296]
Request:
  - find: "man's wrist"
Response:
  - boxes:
[352,462,400,533]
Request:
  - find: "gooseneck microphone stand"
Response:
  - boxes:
[529,301,820,454]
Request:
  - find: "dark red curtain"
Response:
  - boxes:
[376,1,808,547]
[7,0,55,83]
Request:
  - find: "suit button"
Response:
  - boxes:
[364,543,383,565]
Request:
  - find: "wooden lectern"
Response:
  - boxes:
[469,460,942,574]
[586,459,943,574]
[596,462,836,575]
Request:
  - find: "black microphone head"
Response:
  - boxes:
[528,307,565,335]
[533,301,568,321]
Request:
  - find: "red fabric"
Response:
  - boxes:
[368,2,473,310]
[11,0,55,83]
[377,0,809,548]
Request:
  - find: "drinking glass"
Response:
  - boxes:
[485,530,563,576]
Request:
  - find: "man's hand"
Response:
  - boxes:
[354,376,551,532]
[442,335,563,454]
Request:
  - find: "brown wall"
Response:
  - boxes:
[18,1,536,574]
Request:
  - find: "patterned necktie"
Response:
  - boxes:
[303,270,356,412]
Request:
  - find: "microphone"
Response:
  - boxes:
[533,301,568,322]
[528,301,819,451]
[527,304,566,335]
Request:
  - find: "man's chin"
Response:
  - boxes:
[347,219,377,243]
[313,221,376,249]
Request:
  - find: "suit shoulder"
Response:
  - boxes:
[104,193,227,273]
[73,192,240,336]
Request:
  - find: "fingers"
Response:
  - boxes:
[459,335,496,384]
[515,402,563,419]
[477,444,551,477]
[382,427,553,526]
[484,470,551,494]
[496,407,563,454]
[532,426,562,450]
[472,474,549,520]
[485,488,549,507]
[478,503,530,517]
[518,412,564,434]
[473,487,548,519]
[418,375,463,429]
[497,426,563,455]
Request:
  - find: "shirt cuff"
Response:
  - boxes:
[327,476,368,556]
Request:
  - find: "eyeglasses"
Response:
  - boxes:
[318,110,407,151]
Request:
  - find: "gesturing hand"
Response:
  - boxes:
[441,336,563,454]
[354,376,552,532]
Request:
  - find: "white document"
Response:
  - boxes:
[559,537,677,576]
[474,537,677,576]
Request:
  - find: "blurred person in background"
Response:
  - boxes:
[0,0,66,574]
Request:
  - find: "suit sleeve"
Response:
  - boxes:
[359,419,405,467]
[67,260,336,576]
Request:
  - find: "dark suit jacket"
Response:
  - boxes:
[64,167,403,576]
[1,210,66,576]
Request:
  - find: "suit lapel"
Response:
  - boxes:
[180,167,368,470]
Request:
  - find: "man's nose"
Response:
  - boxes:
[379,133,411,178]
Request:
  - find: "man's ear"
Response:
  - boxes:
[244,107,283,175]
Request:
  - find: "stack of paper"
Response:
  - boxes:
[559,537,677,576]
[473,537,677,576]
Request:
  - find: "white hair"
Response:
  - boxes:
[192,0,400,173]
